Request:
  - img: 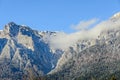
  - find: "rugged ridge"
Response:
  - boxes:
[0,22,63,80]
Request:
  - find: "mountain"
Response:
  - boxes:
[47,28,120,80]
[0,22,63,80]
[46,13,120,80]
[0,12,120,80]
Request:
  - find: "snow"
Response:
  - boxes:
[113,12,120,17]
[111,12,120,19]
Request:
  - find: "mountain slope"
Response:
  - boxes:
[0,22,63,80]
[46,27,120,80]
[46,13,120,80]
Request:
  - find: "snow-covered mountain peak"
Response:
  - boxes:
[111,12,120,19]
[113,12,120,17]
[7,22,17,27]
[3,22,20,37]
[3,22,36,38]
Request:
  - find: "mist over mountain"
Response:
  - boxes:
[0,12,120,80]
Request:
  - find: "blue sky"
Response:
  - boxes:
[0,0,120,33]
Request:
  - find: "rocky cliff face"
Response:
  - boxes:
[0,22,63,80]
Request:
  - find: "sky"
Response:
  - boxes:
[0,0,120,33]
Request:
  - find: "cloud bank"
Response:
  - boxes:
[45,14,120,50]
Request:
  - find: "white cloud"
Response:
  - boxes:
[71,19,98,31]
[45,15,120,50]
